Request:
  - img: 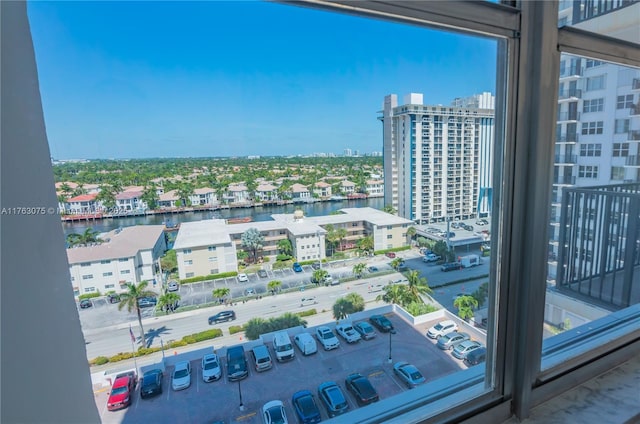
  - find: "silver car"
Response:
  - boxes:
[437,332,470,350]
[452,340,483,359]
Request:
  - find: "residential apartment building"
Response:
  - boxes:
[548,0,640,281]
[381,92,495,224]
[190,187,217,205]
[173,207,413,279]
[67,225,166,297]
[366,179,384,197]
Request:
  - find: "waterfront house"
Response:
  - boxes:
[340,180,356,195]
[157,190,179,208]
[313,181,332,198]
[190,187,217,206]
[291,183,311,200]
[366,180,384,197]
[115,190,145,211]
[65,193,100,214]
[227,183,250,204]
[255,183,279,202]
[67,225,166,297]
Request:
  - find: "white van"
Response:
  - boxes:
[294,332,318,356]
[300,296,318,307]
[272,331,295,362]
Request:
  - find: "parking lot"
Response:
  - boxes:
[96,312,483,423]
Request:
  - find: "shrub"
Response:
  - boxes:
[180,271,238,284]
[275,254,293,262]
[92,356,109,365]
[168,340,188,348]
[137,346,160,356]
[109,352,134,362]
[79,292,101,300]
[296,309,317,318]
[229,325,244,335]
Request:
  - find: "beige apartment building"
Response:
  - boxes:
[173,207,413,279]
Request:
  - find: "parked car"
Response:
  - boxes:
[464,346,487,366]
[167,281,179,292]
[226,346,248,381]
[354,321,376,340]
[463,224,474,231]
[208,310,236,325]
[369,314,395,333]
[251,344,273,372]
[237,273,249,282]
[262,400,288,424]
[292,262,303,272]
[311,262,321,270]
[452,340,483,360]
[315,326,340,350]
[476,219,489,225]
[106,293,120,304]
[368,266,379,272]
[137,297,157,308]
[423,253,442,262]
[202,353,222,382]
[393,361,426,388]
[317,382,349,418]
[140,369,163,399]
[441,262,462,272]
[323,275,338,286]
[335,322,361,343]
[437,332,470,350]
[385,252,396,258]
[171,361,191,391]
[291,390,322,424]
[79,299,92,309]
[257,269,268,278]
[345,373,379,405]
[427,320,459,339]
[107,372,136,410]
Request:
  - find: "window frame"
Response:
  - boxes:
[289,1,640,423]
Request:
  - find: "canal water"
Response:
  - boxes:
[62,197,385,237]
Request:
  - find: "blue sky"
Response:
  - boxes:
[27,1,497,159]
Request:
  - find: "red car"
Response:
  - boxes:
[107,373,135,411]
[385,252,396,258]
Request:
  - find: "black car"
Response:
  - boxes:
[226,346,248,381]
[257,269,268,278]
[79,299,92,309]
[209,310,236,325]
[441,262,462,272]
[369,314,395,333]
[292,390,322,424]
[345,373,379,406]
[464,347,487,366]
[140,369,163,399]
[311,262,321,270]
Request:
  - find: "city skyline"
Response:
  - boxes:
[27,1,496,160]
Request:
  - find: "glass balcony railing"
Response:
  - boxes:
[556,133,579,143]
[557,111,580,121]
[555,155,578,164]
[558,88,582,99]
[553,175,576,185]
[559,66,583,78]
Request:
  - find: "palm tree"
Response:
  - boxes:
[382,205,396,215]
[454,295,479,321]
[158,292,181,314]
[352,263,367,278]
[390,257,404,270]
[332,298,352,320]
[312,269,329,285]
[406,226,417,245]
[213,287,231,303]
[343,293,365,312]
[66,227,102,247]
[117,281,157,343]
[267,280,282,294]
[405,270,433,304]
[376,284,411,306]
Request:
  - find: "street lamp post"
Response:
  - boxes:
[388,331,393,364]
[238,380,245,411]
[317,230,322,270]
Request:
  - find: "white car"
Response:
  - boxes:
[262,400,288,424]
[237,273,249,282]
[423,253,442,262]
[171,361,191,391]
[335,323,362,343]
[315,326,340,350]
[426,320,459,339]
[167,280,179,292]
[201,353,221,382]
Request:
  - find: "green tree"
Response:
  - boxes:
[405,302,439,316]
[376,284,411,306]
[390,257,404,270]
[177,183,194,207]
[117,281,157,343]
[96,185,117,209]
[324,224,339,256]
[277,239,293,256]
[343,293,365,313]
[311,269,329,284]
[382,204,396,215]
[141,185,159,210]
[335,228,347,251]
[357,236,374,255]
[244,317,268,340]
[213,287,231,302]
[241,228,265,263]
[237,250,249,262]
[352,263,367,278]
[471,282,489,308]
[431,240,449,258]
[454,295,479,321]
[157,292,181,314]
[405,270,433,304]
[66,227,102,247]
[406,226,417,244]
[267,280,282,294]
[333,298,352,320]
[160,250,177,274]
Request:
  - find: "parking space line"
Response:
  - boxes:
[235,411,257,421]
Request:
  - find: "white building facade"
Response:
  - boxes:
[381,92,495,224]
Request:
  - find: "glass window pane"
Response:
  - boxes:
[558,0,640,44]
[28,1,505,421]
[545,53,640,368]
